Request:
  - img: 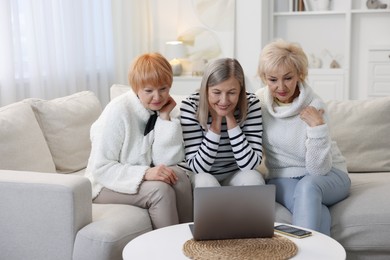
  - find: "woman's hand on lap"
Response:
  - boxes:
[144,165,178,185]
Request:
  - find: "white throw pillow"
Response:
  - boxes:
[0,102,56,172]
[26,91,102,173]
[326,96,390,173]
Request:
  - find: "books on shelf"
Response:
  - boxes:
[276,0,323,12]
[289,0,306,12]
[283,0,347,12]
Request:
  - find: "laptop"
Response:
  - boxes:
[190,184,275,241]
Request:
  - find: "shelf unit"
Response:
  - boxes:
[171,76,201,95]
[267,0,390,100]
[368,46,390,96]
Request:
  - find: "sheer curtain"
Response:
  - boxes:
[111,0,154,86]
[0,0,153,107]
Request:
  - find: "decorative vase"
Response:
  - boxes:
[315,0,330,11]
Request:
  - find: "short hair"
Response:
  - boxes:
[128,52,173,92]
[258,39,308,84]
[197,58,248,130]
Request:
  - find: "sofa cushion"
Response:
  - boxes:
[25,91,102,173]
[110,84,130,100]
[326,96,390,173]
[274,202,292,224]
[330,173,390,256]
[73,203,152,260]
[0,102,56,173]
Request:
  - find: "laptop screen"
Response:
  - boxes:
[191,185,275,240]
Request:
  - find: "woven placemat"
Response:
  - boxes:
[183,234,297,260]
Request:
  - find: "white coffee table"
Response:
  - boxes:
[123,222,346,259]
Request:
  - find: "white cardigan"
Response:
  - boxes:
[256,83,347,179]
[85,90,184,198]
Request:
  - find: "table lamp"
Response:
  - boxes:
[165,41,186,76]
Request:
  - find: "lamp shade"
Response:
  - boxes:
[165,41,186,61]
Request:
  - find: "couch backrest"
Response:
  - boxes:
[110,84,130,100]
[111,84,390,173]
[110,84,187,103]
[326,96,390,173]
[0,91,102,174]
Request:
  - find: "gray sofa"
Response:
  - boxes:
[0,91,153,260]
[1,84,389,260]
[111,84,390,259]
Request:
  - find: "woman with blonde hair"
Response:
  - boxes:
[180,58,265,187]
[256,39,350,235]
[85,52,192,229]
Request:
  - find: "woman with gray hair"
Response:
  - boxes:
[180,58,265,188]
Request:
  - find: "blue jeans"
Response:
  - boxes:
[267,168,351,236]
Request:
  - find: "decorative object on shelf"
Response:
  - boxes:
[303,0,312,11]
[192,59,207,76]
[330,60,341,69]
[165,41,186,76]
[312,0,331,11]
[366,0,387,9]
[322,49,342,69]
[308,53,322,68]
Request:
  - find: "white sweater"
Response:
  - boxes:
[256,83,347,179]
[85,90,184,198]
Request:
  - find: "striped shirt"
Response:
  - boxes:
[180,92,263,177]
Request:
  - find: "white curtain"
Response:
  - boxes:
[0,0,153,107]
[111,0,154,86]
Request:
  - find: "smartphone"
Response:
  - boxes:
[274,224,312,239]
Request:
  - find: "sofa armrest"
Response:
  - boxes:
[0,170,92,260]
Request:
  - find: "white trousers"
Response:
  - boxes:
[189,170,265,188]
